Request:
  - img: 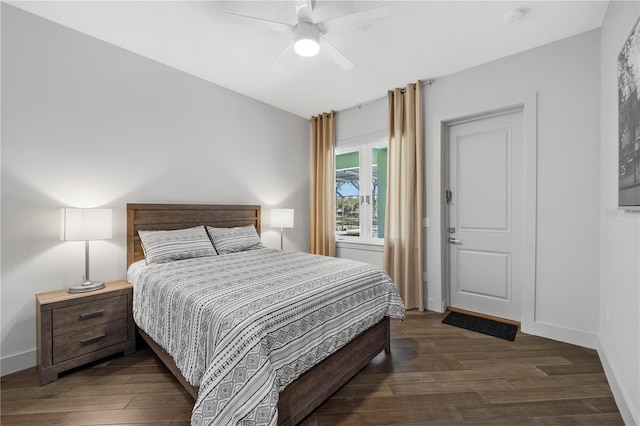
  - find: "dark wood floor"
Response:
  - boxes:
[1,311,624,425]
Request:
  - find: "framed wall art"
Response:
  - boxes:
[618,16,640,209]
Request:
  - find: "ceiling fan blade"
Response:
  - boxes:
[318,6,390,35]
[215,12,293,34]
[319,36,354,70]
[269,41,295,71]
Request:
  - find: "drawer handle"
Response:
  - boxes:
[80,334,107,345]
[79,309,105,319]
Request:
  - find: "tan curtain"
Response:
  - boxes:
[384,82,424,311]
[310,112,336,257]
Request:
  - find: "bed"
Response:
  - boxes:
[126,203,404,425]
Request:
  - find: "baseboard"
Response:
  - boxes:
[520,320,597,349]
[1,349,36,376]
[427,298,445,313]
[597,338,639,426]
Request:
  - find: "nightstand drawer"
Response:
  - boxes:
[52,318,128,364]
[52,295,127,335]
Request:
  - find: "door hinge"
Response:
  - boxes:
[446,189,453,204]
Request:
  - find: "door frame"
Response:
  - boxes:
[440,92,537,330]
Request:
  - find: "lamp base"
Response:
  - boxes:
[68,280,105,293]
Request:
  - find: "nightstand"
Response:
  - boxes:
[36,280,136,385]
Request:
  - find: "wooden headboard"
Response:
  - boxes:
[126,203,261,268]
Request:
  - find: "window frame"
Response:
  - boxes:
[335,138,387,245]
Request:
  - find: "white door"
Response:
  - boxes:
[448,109,524,322]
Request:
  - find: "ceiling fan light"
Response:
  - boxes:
[293,21,320,57]
[294,38,320,57]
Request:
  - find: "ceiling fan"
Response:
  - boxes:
[215,0,390,71]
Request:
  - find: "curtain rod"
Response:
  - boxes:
[336,79,433,114]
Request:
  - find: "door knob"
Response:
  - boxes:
[448,238,461,244]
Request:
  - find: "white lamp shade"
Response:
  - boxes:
[61,208,113,241]
[270,209,294,228]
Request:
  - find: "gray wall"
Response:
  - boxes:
[335,30,602,349]
[425,29,602,347]
[599,2,640,424]
[1,4,310,373]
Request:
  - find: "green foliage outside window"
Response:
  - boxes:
[335,146,387,239]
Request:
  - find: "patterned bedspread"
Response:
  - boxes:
[128,248,405,425]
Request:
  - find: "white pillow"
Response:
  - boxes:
[139,226,217,264]
[206,225,264,255]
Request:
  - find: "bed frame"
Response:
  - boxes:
[126,203,391,425]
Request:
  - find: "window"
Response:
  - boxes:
[335,141,387,242]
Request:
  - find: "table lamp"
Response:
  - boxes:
[60,208,113,293]
[270,209,294,250]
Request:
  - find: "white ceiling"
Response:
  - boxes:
[8,1,609,118]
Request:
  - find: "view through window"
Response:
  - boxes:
[335,143,387,241]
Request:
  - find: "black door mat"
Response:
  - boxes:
[442,311,518,341]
